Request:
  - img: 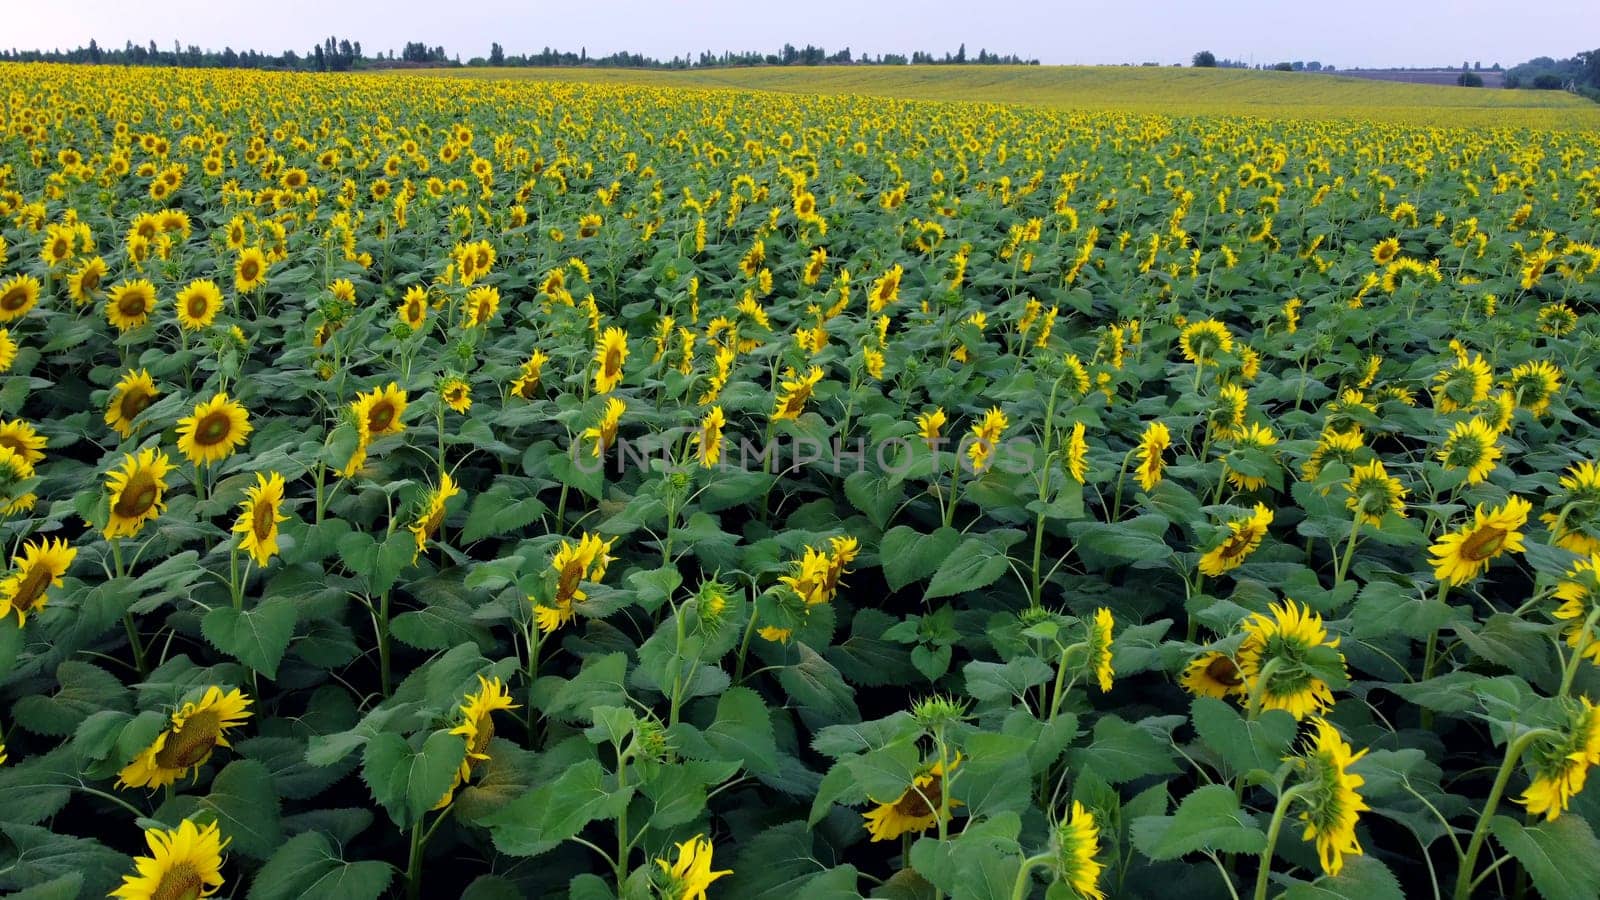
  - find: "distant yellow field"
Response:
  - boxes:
[432,64,1600,128]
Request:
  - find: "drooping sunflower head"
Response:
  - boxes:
[116,686,253,791]
[535,532,617,633]
[105,369,161,438]
[1429,495,1532,586]
[1236,599,1345,720]
[1085,607,1115,693]
[106,279,157,332]
[1436,417,1500,485]
[440,376,472,413]
[1178,318,1234,366]
[1553,554,1600,665]
[916,408,947,442]
[1292,717,1370,876]
[175,279,223,332]
[1223,423,1279,491]
[1135,420,1172,491]
[1544,460,1600,555]
[1433,353,1492,413]
[1199,503,1275,577]
[1049,800,1107,900]
[1505,360,1562,418]
[109,818,228,900]
[104,447,174,539]
[1519,697,1600,821]
[408,472,461,561]
[0,537,76,626]
[176,393,252,467]
[771,365,824,423]
[1064,421,1089,484]
[1181,651,1246,699]
[233,471,287,567]
[653,835,732,900]
[1208,383,1249,439]
[1344,460,1407,527]
[861,753,964,842]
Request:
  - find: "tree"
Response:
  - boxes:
[1192,50,1217,67]
[955,43,966,63]
[489,42,504,66]
[1457,72,1483,87]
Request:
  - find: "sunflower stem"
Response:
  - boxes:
[1453,729,1555,900]
[1254,784,1312,900]
[405,820,424,900]
[1333,519,1360,588]
[1009,852,1057,900]
[376,589,392,698]
[229,545,242,611]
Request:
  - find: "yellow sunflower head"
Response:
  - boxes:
[234,246,269,294]
[1436,418,1500,485]
[351,382,408,443]
[861,752,964,842]
[1518,698,1600,821]
[175,279,223,332]
[593,327,629,395]
[440,377,472,414]
[1049,800,1106,900]
[0,274,40,323]
[1180,651,1246,699]
[105,369,161,438]
[1291,717,1370,875]
[232,471,288,567]
[0,537,76,626]
[1429,495,1532,586]
[1178,318,1234,366]
[109,818,228,900]
[1236,599,1345,720]
[1199,503,1274,577]
[104,447,174,539]
[176,393,252,467]
[653,835,732,900]
[106,279,158,332]
[1344,460,1407,527]
[116,685,253,791]
[409,472,461,562]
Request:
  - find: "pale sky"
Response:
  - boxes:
[5,0,1591,69]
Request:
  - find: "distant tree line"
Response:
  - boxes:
[1504,50,1600,95]
[0,37,1038,72]
[1192,51,1333,71]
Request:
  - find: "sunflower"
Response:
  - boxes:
[1436,418,1500,484]
[175,279,223,331]
[1180,651,1246,699]
[110,818,228,900]
[772,365,824,422]
[1052,801,1106,900]
[233,472,287,567]
[0,329,15,373]
[1370,237,1400,266]
[1505,360,1562,417]
[106,279,158,332]
[695,405,726,468]
[398,285,428,330]
[1178,318,1233,365]
[0,419,46,466]
[117,686,252,790]
[1236,599,1344,720]
[1087,608,1115,692]
[1518,698,1600,821]
[105,369,161,438]
[1344,460,1406,527]
[351,382,408,442]
[862,753,963,841]
[967,406,1008,473]
[510,349,550,399]
[0,274,39,323]
[583,397,626,457]
[1553,555,1600,664]
[1064,421,1089,484]
[440,377,472,413]
[0,537,75,625]
[578,213,602,238]
[409,473,461,562]
[1429,495,1532,585]
[1209,383,1249,438]
[176,393,252,467]
[234,247,269,294]
[916,408,947,444]
[534,533,616,633]
[464,285,500,328]
[593,327,629,394]
[1135,420,1171,491]
[69,256,107,304]
[654,835,732,900]
[104,448,174,539]
[1199,503,1274,576]
[434,675,518,808]
[1433,352,1491,413]
[1543,460,1600,555]
[1292,717,1370,876]
[1223,423,1279,491]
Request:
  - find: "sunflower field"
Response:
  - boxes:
[1,60,1599,900]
